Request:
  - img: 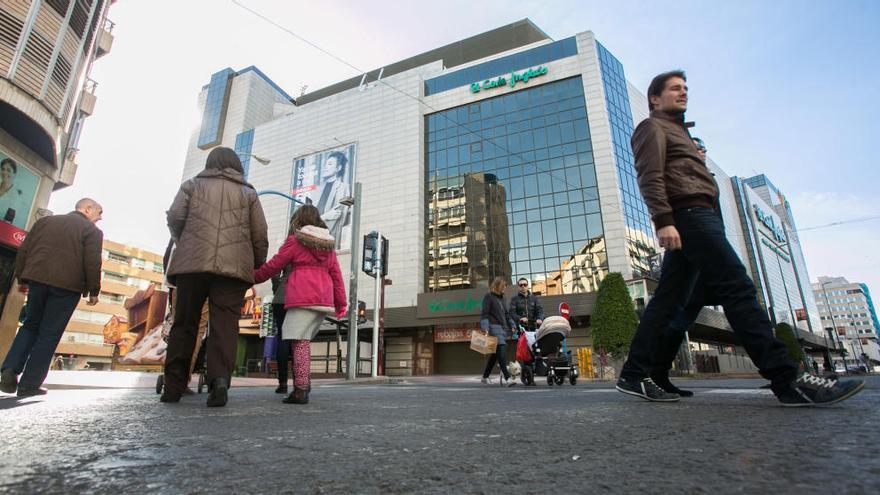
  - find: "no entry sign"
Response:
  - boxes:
[559,302,571,320]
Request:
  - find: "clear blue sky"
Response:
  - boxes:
[49,0,880,293]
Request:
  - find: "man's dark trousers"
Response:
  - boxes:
[164,273,249,395]
[653,289,704,376]
[621,207,798,389]
[1,282,80,388]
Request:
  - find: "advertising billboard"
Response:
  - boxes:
[290,143,356,250]
[0,150,40,229]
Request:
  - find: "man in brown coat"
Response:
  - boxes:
[615,70,864,407]
[0,198,103,397]
[163,147,268,407]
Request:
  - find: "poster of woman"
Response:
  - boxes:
[0,151,40,229]
[290,143,356,250]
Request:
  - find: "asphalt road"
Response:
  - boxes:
[1,376,878,494]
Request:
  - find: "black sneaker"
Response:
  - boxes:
[616,376,680,402]
[776,373,865,407]
[651,374,694,398]
[0,369,17,394]
[275,385,288,394]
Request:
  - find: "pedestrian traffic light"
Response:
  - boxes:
[357,300,367,324]
[363,232,377,275]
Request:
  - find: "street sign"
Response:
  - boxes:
[559,302,571,320]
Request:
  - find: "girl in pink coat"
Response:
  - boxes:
[254,205,346,404]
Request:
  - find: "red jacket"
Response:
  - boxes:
[254,226,346,317]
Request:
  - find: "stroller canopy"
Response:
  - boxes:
[536,315,571,341]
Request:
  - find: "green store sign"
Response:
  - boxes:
[417,289,486,318]
[470,65,549,93]
[752,203,787,243]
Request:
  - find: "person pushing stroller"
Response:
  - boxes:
[508,278,544,338]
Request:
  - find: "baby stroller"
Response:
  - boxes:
[516,316,578,386]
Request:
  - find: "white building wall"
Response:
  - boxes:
[576,32,631,278]
[247,68,427,308]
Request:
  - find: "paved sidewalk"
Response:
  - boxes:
[41,370,402,389]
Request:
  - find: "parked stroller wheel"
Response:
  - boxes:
[197,374,205,394]
[155,375,164,394]
[569,374,577,386]
[554,375,564,386]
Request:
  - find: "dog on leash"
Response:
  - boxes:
[508,361,522,380]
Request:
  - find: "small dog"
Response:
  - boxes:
[508,361,522,380]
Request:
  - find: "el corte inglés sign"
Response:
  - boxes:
[470,65,549,93]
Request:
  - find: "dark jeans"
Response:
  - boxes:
[653,280,707,377]
[621,207,797,389]
[1,282,80,388]
[273,303,290,386]
[482,344,510,380]
[164,273,249,395]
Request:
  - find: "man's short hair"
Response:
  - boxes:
[647,70,686,111]
[75,198,99,211]
[518,277,529,284]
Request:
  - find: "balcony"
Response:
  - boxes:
[54,147,78,190]
[96,19,115,58]
[79,79,98,116]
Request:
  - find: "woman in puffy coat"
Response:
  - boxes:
[254,204,346,404]
[164,147,268,407]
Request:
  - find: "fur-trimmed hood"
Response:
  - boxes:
[294,225,336,251]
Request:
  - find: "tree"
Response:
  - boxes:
[591,272,639,359]
[775,322,805,364]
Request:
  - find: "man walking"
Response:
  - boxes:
[651,137,713,398]
[508,278,544,333]
[0,199,104,397]
[616,71,864,406]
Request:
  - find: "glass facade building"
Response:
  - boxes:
[234,128,255,179]
[595,42,657,276]
[197,68,234,149]
[426,77,607,294]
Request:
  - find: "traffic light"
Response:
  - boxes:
[363,232,377,275]
[357,300,367,324]
[362,231,389,277]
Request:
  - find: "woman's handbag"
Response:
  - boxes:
[470,330,498,355]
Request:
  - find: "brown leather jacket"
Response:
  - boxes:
[14,211,103,296]
[631,110,718,229]
[166,149,268,284]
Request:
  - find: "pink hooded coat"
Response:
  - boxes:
[254,225,346,317]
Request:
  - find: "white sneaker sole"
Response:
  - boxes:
[780,381,865,407]
[616,385,680,402]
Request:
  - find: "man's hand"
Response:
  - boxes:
[536,319,543,326]
[519,317,528,323]
[17,283,28,295]
[657,225,682,250]
[87,295,99,306]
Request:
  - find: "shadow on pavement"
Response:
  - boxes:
[0,396,40,411]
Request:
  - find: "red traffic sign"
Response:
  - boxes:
[559,302,571,320]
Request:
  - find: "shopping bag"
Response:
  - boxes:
[470,330,498,355]
[515,333,532,363]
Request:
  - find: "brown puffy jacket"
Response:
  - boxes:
[631,110,719,229]
[166,148,268,284]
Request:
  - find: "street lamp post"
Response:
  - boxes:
[342,183,362,380]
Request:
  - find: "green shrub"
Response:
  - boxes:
[591,273,639,359]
